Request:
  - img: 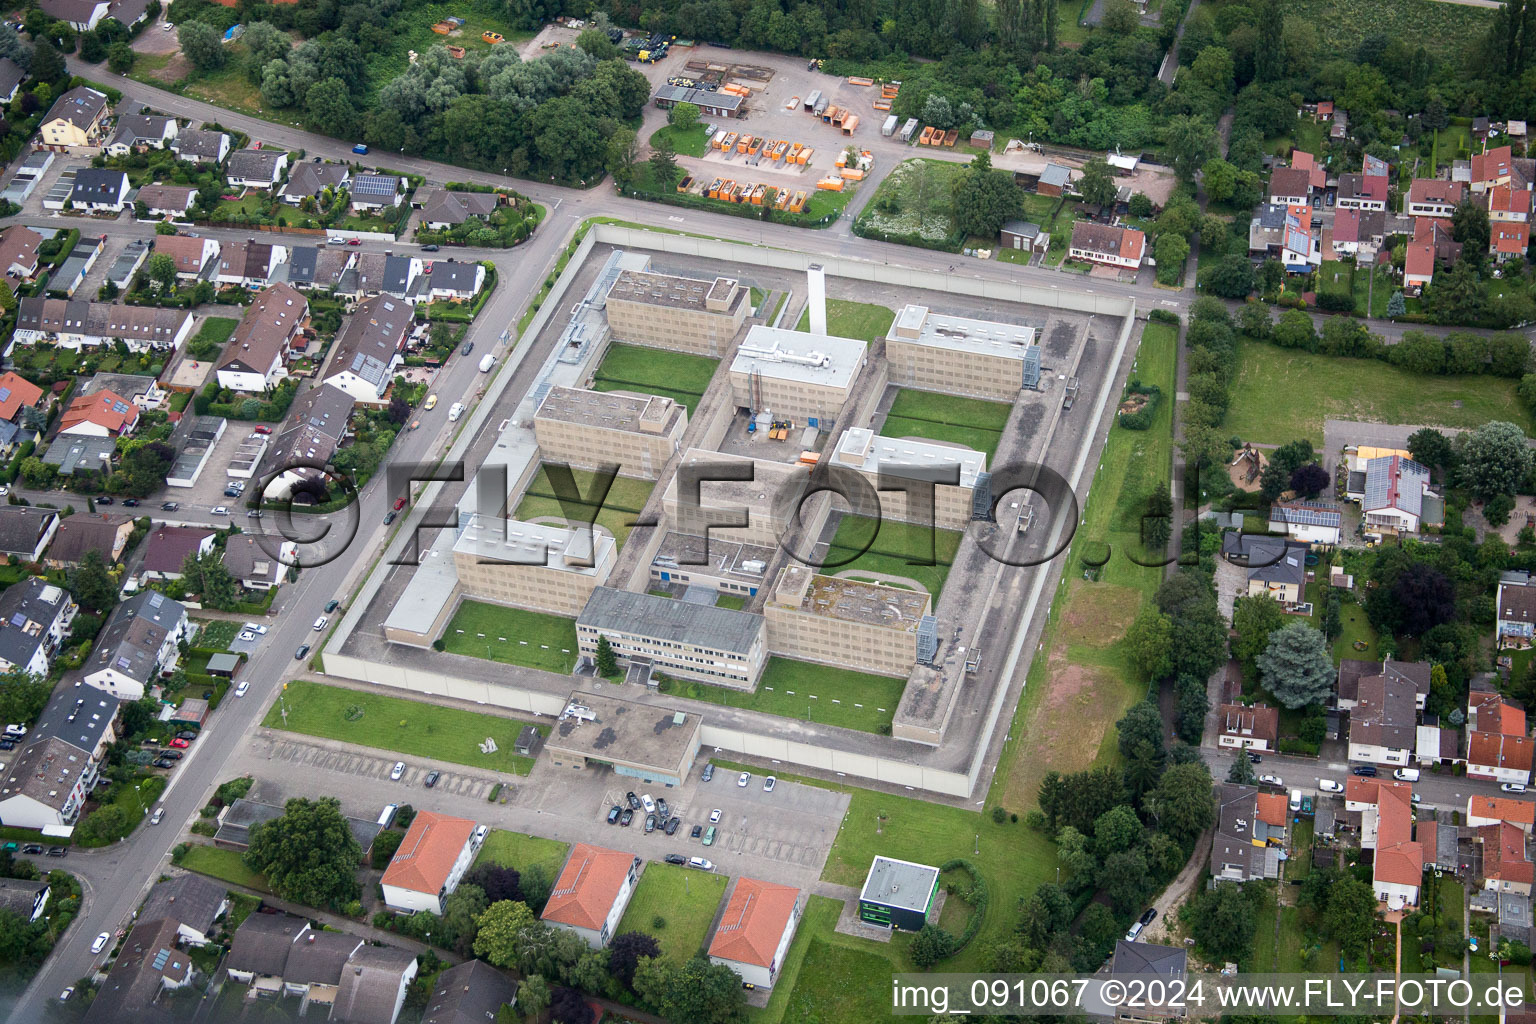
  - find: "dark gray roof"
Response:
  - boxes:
[1337,658,1376,704]
[282,162,348,200]
[35,681,118,754]
[424,960,518,1024]
[1000,220,1040,238]
[44,513,131,564]
[579,586,763,656]
[82,916,189,1024]
[0,505,56,557]
[0,59,25,99]
[1039,163,1071,187]
[44,86,107,131]
[332,945,418,1024]
[1111,940,1188,978]
[355,253,415,296]
[1270,500,1341,529]
[41,434,117,475]
[1254,202,1289,229]
[653,84,742,111]
[88,590,186,686]
[228,911,308,977]
[139,874,227,936]
[416,188,498,226]
[70,167,127,204]
[0,577,72,671]
[110,114,175,149]
[0,877,48,917]
[1246,539,1308,587]
[284,245,318,286]
[284,931,364,986]
[216,797,381,852]
[173,128,228,162]
[227,148,285,182]
[327,295,408,390]
[425,261,480,295]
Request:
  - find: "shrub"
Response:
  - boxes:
[990,806,1006,824]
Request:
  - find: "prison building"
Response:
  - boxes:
[858,856,940,931]
[660,448,813,550]
[545,691,703,788]
[763,564,929,676]
[533,386,687,480]
[577,586,767,689]
[604,269,749,356]
[827,427,986,532]
[452,515,616,617]
[728,325,867,425]
[650,533,776,600]
[884,304,1036,402]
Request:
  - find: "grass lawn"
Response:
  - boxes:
[779,937,910,1021]
[473,829,570,878]
[792,298,895,340]
[715,593,746,610]
[440,600,580,676]
[263,679,543,774]
[1224,336,1533,446]
[616,862,729,961]
[824,514,961,598]
[1336,601,1380,664]
[514,464,656,552]
[649,123,710,158]
[1350,263,1395,318]
[193,618,240,649]
[1316,260,1353,308]
[657,657,906,734]
[213,192,270,220]
[181,844,269,892]
[881,387,1010,460]
[181,58,265,116]
[855,158,967,247]
[751,895,841,1024]
[592,342,718,415]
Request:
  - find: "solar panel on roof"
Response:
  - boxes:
[147,592,163,609]
[8,612,23,627]
[115,656,131,669]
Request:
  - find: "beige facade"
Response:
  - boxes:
[763,564,927,676]
[577,587,767,689]
[661,449,812,550]
[604,269,749,356]
[884,305,1033,402]
[728,325,866,424]
[828,427,985,532]
[533,386,687,480]
[452,516,615,617]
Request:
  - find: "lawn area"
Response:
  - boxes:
[1283,0,1492,60]
[181,844,269,892]
[186,317,240,360]
[193,618,240,650]
[792,298,896,340]
[649,123,710,158]
[615,862,729,962]
[592,342,718,415]
[1350,262,1396,318]
[779,936,911,1022]
[656,657,906,734]
[824,514,962,599]
[514,464,656,552]
[715,593,746,610]
[1316,260,1353,309]
[854,157,968,248]
[473,829,570,878]
[181,58,265,116]
[1335,600,1380,664]
[440,600,580,676]
[750,895,841,1024]
[213,192,270,220]
[1224,336,1533,446]
[881,387,1010,460]
[262,679,543,774]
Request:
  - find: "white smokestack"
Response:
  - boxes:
[807,264,827,336]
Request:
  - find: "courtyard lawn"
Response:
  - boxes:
[715,593,746,610]
[592,342,718,415]
[1224,337,1533,446]
[513,465,656,551]
[881,387,1010,460]
[648,123,710,158]
[440,600,580,676]
[657,657,906,734]
[1335,600,1380,664]
[262,679,543,774]
[181,844,270,892]
[792,298,896,340]
[616,862,729,962]
[824,514,961,599]
[473,830,570,878]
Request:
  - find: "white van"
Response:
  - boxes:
[1124,921,1144,942]
[478,353,496,373]
[1288,788,1302,812]
[448,402,465,421]
[1393,768,1420,782]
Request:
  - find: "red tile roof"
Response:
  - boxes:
[708,877,799,968]
[381,811,476,895]
[1481,821,1534,885]
[141,525,215,575]
[1317,101,1334,117]
[1408,179,1465,207]
[1488,184,1533,216]
[1470,795,1536,826]
[1493,223,1530,255]
[0,371,42,421]
[1255,792,1288,828]
[1333,208,1361,243]
[1473,145,1515,184]
[1372,783,1423,888]
[1291,151,1326,191]
[1480,697,1527,736]
[1404,241,1435,280]
[1468,732,1535,775]
[542,843,637,931]
[1218,703,1279,746]
[60,389,138,435]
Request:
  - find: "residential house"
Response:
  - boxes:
[0,506,59,562]
[1481,821,1533,896]
[1217,703,1279,752]
[153,234,219,280]
[0,577,77,677]
[280,161,350,206]
[11,299,195,354]
[414,187,499,230]
[225,913,308,990]
[41,435,117,477]
[216,282,307,392]
[1491,217,1531,261]
[1415,216,1463,265]
[1407,179,1465,218]
[1347,777,1424,906]
[1102,942,1188,1022]
[69,168,130,212]
[1067,222,1145,269]
[1248,203,1290,254]
[1466,692,1534,785]
[1416,716,1462,767]
[263,385,354,492]
[1405,241,1436,293]
[0,685,117,828]
[137,184,198,219]
[421,960,518,1024]
[82,590,188,700]
[41,0,108,30]
[1329,208,1385,259]
[999,219,1050,254]
[0,58,24,105]
[540,842,642,948]
[418,261,484,303]
[1348,670,1419,767]
[1210,783,1286,882]
[1498,571,1536,649]
[282,930,364,1005]
[1280,212,1321,270]
[1290,150,1327,192]
[58,389,140,438]
[42,513,134,568]
[330,945,418,1024]
[280,246,354,292]
[215,240,288,289]
[0,370,45,455]
[0,225,44,281]
[38,87,109,150]
[172,129,230,166]
[80,916,194,1024]
[349,172,403,211]
[1036,163,1072,197]
[81,372,163,410]
[106,114,177,157]
[1246,539,1308,604]
[323,295,410,404]
[1268,500,1342,546]
[351,253,420,299]
[1335,172,1389,212]
[707,877,801,990]
[1471,146,1518,192]
[139,525,216,582]
[1360,454,1439,537]
[138,874,229,948]
[226,148,289,190]
[222,535,297,590]
[1267,166,1313,207]
[380,810,479,914]
[0,878,50,923]
[1338,659,1433,712]
[1468,795,1536,831]
[213,797,383,853]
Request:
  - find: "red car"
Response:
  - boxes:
[253,425,272,435]
[346,238,362,246]
[392,497,407,511]
[168,738,190,749]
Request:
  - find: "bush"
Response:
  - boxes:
[990,806,1006,823]
[1117,382,1162,430]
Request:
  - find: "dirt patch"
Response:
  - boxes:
[1119,393,1150,417]
[1058,580,1140,649]
[999,652,1120,812]
[148,53,191,84]
[1228,445,1267,490]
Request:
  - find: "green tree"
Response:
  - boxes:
[634,954,747,1024]
[0,670,52,728]
[1175,674,1210,744]
[1154,234,1189,284]
[1226,752,1257,784]
[305,77,356,134]
[1165,115,1217,181]
[1191,46,1235,93]
[1100,0,1140,32]
[473,900,536,968]
[1093,803,1144,855]
[178,21,225,71]
[1387,290,1406,317]
[594,636,618,677]
[1077,157,1117,208]
[1145,761,1217,843]
[1257,621,1334,709]
[1186,880,1260,960]
[1452,198,1492,260]
[244,797,362,908]
[648,137,681,190]
[605,127,638,188]
[910,923,958,966]
[516,974,551,1020]
[1272,309,1317,350]
[950,152,1022,238]
[180,550,239,610]
[1322,876,1379,955]
[145,252,176,291]
[66,548,117,612]
[1116,700,1165,760]
[1200,255,1255,298]
[1407,427,1456,474]
[1201,158,1238,203]
[106,40,134,73]
[667,101,700,131]
[1458,420,1533,499]
[1124,608,1174,680]
[1232,594,1286,665]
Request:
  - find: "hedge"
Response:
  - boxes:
[936,857,989,957]
[1117,382,1162,431]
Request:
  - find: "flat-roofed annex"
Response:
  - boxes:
[535,385,682,436]
[888,304,1035,356]
[452,514,612,573]
[769,563,930,631]
[606,269,744,312]
[729,325,866,389]
[831,427,986,488]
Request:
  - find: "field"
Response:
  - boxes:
[180,57,265,117]
[792,298,896,340]
[514,464,656,551]
[1224,337,1532,446]
[855,158,968,247]
[262,679,543,774]
[440,599,580,676]
[1282,0,1492,60]
[824,514,962,598]
[591,342,718,415]
[648,123,710,158]
[881,387,1011,460]
[615,862,729,962]
[181,844,269,892]
[473,829,570,878]
[657,657,906,733]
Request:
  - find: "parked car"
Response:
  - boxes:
[212,506,230,515]
[95,496,112,505]
[620,808,634,826]
[1503,783,1529,794]
[1257,774,1283,787]
[45,846,65,857]
[0,738,13,750]
[153,757,176,769]
[392,497,407,511]
[1246,751,1262,763]
[160,502,179,511]
[626,791,641,810]
[295,643,311,660]
[246,510,263,519]
[461,341,474,356]
[688,856,715,871]
[641,793,656,815]
[235,681,249,697]
[383,511,397,525]
[764,776,776,792]
[253,426,272,435]
[245,623,268,634]
[607,805,622,824]
[702,827,716,846]
[176,731,197,741]
[21,845,42,855]
[690,824,702,839]
[1139,907,1157,926]
[1125,921,1144,942]
[313,616,328,631]
[1351,765,1378,777]
[122,498,139,507]
[701,762,714,782]
[1318,779,1345,793]
[422,770,439,788]
[160,750,182,761]
[422,244,440,252]
[59,988,73,1002]
[737,772,750,787]
[347,238,361,246]
[91,933,110,954]
[664,816,680,836]
[664,853,686,865]
[390,761,406,780]
[325,599,340,613]
[168,738,189,749]
[655,797,669,819]
[150,806,165,826]
[709,808,722,823]
[644,813,657,833]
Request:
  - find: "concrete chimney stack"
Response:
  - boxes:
[807,264,827,336]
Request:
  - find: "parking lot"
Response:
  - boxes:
[256,735,503,800]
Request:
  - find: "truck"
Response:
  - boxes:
[478,353,496,373]
[352,143,369,155]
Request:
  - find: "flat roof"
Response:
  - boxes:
[535,385,683,436]
[830,427,986,488]
[382,531,459,639]
[546,689,701,771]
[606,269,739,312]
[579,586,762,655]
[653,532,776,587]
[769,563,930,630]
[729,325,865,390]
[663,448,811,520]
[453,514,611,574]
[859,855,940,912]
[887,304,1035,358]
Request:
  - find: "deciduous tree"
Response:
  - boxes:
[1458,420,1533,499]
[244,797,362,908]
[179,21,225,72]
[1145,761,1216,843]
